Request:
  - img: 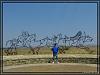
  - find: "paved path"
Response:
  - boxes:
[3,63,97,71]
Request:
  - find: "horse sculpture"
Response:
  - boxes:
[69,31,82,46]
[4,31,93,55]
[5,38,20,55]
[5,31,37,55]
[68,31,93,49]
[28,45,41,55]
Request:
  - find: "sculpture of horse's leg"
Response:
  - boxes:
[32,49,35,54]
[7,48,11,55]
[59,48,63,54]
[33,51,35,54]
[5,47,11,56]
[6,51,9,56]
[36,50,38,55]
[10,48,13,55]
[4,49,7,56]
[5,50,9,56]
[6,49,9,56]
[63,50,66,54]
[36,47,40,55]
[59,51,62,54]
[61,47,65,54]
[14,47,17,55]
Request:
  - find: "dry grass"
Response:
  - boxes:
[3,54,97,60]
[3,46,97,56]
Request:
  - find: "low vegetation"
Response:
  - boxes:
[3,46,97,56]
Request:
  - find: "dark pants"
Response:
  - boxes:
[53,53,58,63]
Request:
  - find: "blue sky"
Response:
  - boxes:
[3,3,97,47]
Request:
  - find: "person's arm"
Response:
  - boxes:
[58,47,59,50]
[57,47,59,53]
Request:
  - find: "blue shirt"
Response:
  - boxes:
[52,47,59,54]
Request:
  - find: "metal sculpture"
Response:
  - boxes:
[5,38,20,55]
[17,31,36,47]
[5,31,93,55]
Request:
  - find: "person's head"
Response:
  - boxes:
[54,43,58,47]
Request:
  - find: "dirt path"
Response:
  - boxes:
[3,63,97,72]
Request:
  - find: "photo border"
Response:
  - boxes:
[0,0,100,75]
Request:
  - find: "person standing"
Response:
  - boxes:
[52,43,59,63]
